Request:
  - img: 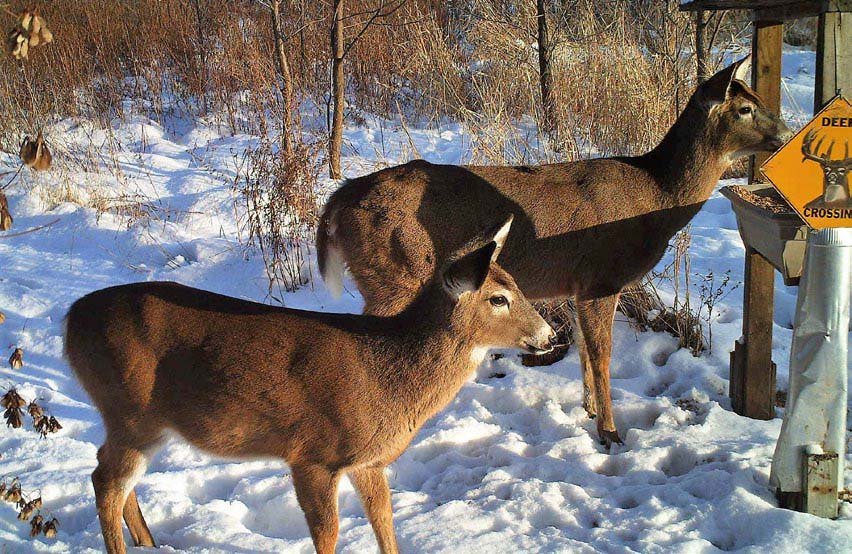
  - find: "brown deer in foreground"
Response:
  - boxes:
[317,57,793,447]
[64,216,555,554]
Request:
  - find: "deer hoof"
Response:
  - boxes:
[598,429,623,449]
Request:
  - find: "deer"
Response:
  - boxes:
[19,131,52,171]
[317,56,793,447]
[64,215,556,554]
[801,129,851,208]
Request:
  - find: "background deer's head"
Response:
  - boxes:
[697,56,793,161]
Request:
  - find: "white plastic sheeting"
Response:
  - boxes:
[771,228,852,494]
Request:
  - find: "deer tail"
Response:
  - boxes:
[317,191,347,299]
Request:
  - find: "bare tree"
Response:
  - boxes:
[695,9,709,84]
[189,0,212,113]
[269,0,295,155]
[537,0,560,147]
[693,9,729,85]
[330,0,345,178]
[328,0,409,179]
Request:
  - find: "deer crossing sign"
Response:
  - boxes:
[762,96,852,229]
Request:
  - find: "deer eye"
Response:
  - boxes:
[738,106,753,116]
[489,295,508,308]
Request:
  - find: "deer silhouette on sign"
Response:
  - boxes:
[802,129,852,208]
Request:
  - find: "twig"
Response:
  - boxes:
[395,100,421,159]
[0,218,59,238]
[0,166,23,191]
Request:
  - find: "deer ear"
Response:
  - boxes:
[442,241,497,300]
[488,214,513,262]
[699,55,751,106]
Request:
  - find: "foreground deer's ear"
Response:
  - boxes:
[443,241,497,300]
[489,214,513,262]
[699,55,751,106]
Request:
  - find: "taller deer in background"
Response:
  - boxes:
[318,57,793,446]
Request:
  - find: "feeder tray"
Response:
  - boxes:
[721,183,808,286]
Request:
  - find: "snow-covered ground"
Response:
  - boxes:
[1,47,850,553]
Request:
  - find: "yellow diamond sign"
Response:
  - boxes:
[761,96,852,229]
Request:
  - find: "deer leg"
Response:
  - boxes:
[292,464,341,554]
[575,294,622,447]
[91,443,149,554]
[123,489,156,547]
[571,309,597,419]
[349,466,398,554]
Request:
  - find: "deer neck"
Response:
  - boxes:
[373,290,481,427]
[642,101,730,207]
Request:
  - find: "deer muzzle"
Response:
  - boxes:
[522,326,558,354]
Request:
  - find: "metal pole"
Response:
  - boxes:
[770,7,851,515]
[770,228,852,511]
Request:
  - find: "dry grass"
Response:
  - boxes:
[234,137,321,299]
[0,0,750,157]
[0,0,749,305]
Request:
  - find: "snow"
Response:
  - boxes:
[1,47,851,553]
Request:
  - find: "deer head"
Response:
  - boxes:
[442,215,556,354]
[801,129,852,206]
[698,56,793,161]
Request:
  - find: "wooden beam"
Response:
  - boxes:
[730,17,783,420]
[681,0,811,11]
[815,9,852,110]
[681,0,851,21]
[750,20,783,181]
[754,1,851,20]
[731,247,777,419]
[754,4,823,20]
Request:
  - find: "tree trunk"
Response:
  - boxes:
[329,0,345,179]
[299,0,308,79]
[270,0,294,155]
[537,0,559,147]
[695,9,709,84]
[190,0,209,113]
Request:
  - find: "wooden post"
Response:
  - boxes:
[749,19,783,181]
[815,8,851,110]
[731,19,782,419]
[731,247,777,419]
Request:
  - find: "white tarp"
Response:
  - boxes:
[771,228,852,494]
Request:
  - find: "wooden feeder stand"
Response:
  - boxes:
[681,0,852,420]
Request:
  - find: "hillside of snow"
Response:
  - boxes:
[1,46,851,553]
